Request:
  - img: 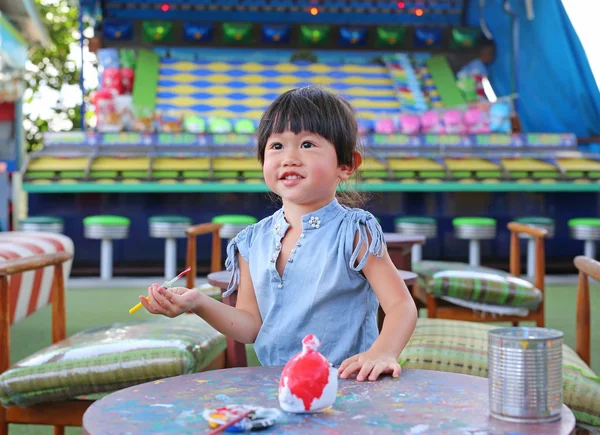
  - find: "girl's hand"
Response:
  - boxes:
[139,283,201,318]
[338,351,401,382]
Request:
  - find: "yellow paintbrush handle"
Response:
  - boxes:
[129,297,149,314]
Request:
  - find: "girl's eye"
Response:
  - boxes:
[270,143,283,150]
[301,141,314,149]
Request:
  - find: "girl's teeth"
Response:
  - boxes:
[286,175,299,180]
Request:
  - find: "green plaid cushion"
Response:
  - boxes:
[414,261,542,310]
[400,319,600,426]
[0,315,225,407]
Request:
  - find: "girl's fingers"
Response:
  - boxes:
[391,363,401,378]
[368,363,387,381]
[149,286,169,311]
[339,361,363,380]
[356,361,376,382]
[139,295,156,313]
[338,355,358,373]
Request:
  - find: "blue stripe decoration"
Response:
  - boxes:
[158,67,390,80]
[156,103,400,115]
[156,79,395,90]
[156,91,399,103]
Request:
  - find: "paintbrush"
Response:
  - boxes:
[128,266,191,314]
[206,410,252,434]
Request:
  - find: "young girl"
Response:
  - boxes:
[140,86,417,382]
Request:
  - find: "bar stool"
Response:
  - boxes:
[453,217,496,267]
[149,215,192,279]
[394,216,436,263]
[212,215,257,240]
[19,216,64,234]
[83,215,130,280]
[569,218,600,259]
[515,217,555,278]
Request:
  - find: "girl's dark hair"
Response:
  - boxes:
[256,86,366,208]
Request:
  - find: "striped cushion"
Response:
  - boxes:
[0,232,74,325]
[400,319,600,426]
[414,261,542,310]
[0,315,226,407]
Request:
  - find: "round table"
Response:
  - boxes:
[383,233,426,271]
[82,367,575,434]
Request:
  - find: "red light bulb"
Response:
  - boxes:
[161,4,170,12]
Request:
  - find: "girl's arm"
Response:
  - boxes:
[144,253,262,344]
[193,253,262,343]
[339,243,418,381]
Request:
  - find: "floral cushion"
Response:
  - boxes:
[0,315,225,407]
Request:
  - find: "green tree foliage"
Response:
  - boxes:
[24,0,81,151]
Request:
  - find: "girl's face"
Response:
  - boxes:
[263,130,354,208]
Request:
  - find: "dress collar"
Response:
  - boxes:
[272,198,345,235]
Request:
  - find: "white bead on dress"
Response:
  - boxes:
[309,216,321,229]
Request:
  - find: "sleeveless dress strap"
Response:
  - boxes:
[349,211,385,272]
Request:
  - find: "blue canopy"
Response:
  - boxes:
[467,0,600,137]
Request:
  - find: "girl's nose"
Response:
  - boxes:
[282,149,301,166]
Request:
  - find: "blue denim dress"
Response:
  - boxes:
[224,198,385,367]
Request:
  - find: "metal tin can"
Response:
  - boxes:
[488,327,563,423]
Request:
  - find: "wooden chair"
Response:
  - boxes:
[2,248,226,434]
[574,255,599,367]
[0,251,91,435]
[416,222,548,326]
[185,222,248,368]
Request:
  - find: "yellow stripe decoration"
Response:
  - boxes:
[163,73,393,86]
[159,96,400,110]
[158,84,396,98]
[166,61,388,75]
[151,108,393,120]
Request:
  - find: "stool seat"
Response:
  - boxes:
[84,215,131,239]
[515,217,555,239]
[149,215,191,239]
[20,216,64,234]
[568,218,600,241]
[149,215,192,279]
[569,218,600,260]
[453,217,496,240]
[84,215,130,280]
[395,216,437,238]
[213,215,257,239]
[453,217,496,267]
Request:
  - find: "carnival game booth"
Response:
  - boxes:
[0,0,50,233]
[20,0,600,274]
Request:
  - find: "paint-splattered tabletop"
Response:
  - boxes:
[82,367,575,434]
